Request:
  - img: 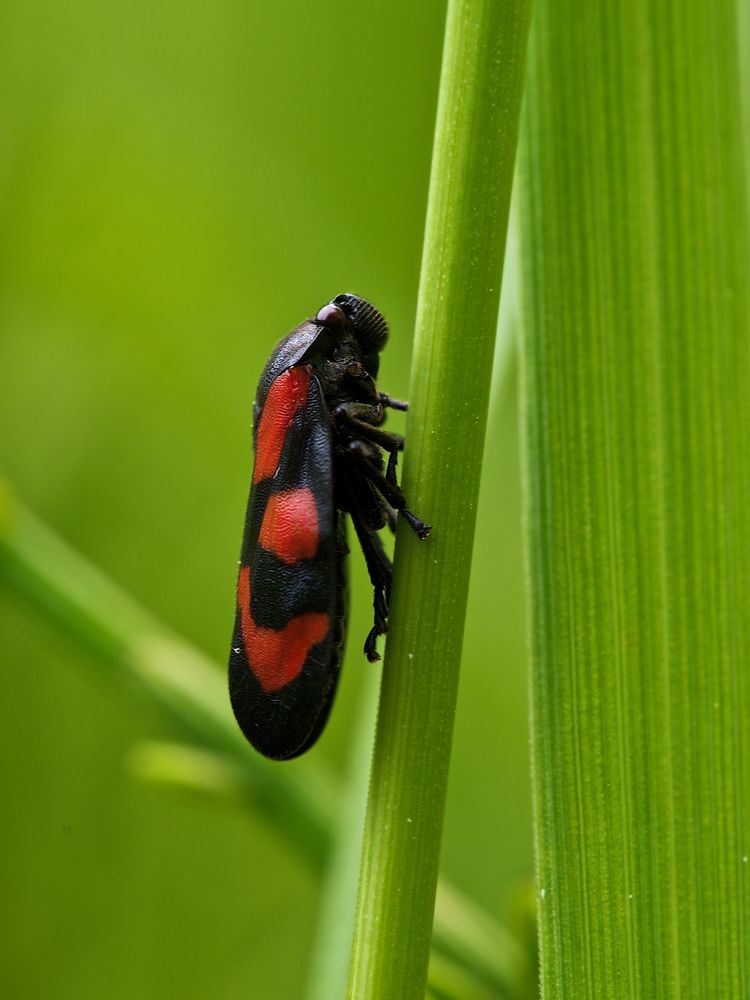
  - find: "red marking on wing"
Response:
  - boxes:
[259,488,319,564]
[237,566,329,693]
[253,367,311,483]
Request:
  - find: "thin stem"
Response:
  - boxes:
[346,1,532,997]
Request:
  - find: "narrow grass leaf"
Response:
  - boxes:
[520,3,750,996]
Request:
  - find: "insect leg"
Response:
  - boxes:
[344,418,405,456]
[347,442,432,540]
[335,404,404,487]
[345,493,393,662]
[339,444,395,529]
[385,449,398,487]
[379,392,408,412]
[334,402,404,454]
[383,502,398,533]
[335,401,386,426]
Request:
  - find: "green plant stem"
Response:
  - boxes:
[520,2,750,996]
[346,1,532,997]
[303,673,379,1000]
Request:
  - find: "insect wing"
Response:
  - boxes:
[229,365,342,759]
[254,320,332,416]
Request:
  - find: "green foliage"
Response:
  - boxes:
[520,2,750,996]
[0,5,531,997]
[5,0,746,996]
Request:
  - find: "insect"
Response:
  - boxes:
[228,293,431,759]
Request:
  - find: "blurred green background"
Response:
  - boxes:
[0,1,530,996]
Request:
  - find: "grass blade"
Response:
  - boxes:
[520,3,750,996]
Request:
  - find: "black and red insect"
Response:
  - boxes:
[228,293,431,760]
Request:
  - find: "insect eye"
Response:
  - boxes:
[332,294,388,354]
[316,303,347,331]
[346,361,365,379]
